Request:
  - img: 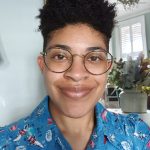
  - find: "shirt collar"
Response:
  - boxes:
[34,96,112,134]
[35,96,126,149]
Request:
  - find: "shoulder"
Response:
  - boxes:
[107,110,150,149]
[95,102,150,149]
[0,117,31,149]
[0,97,49,149]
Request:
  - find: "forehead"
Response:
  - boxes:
[46,24,107,51]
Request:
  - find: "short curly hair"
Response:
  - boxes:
[38,0,116,50]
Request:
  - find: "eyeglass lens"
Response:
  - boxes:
[43,48,113,75]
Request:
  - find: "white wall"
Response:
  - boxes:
[0,0,46,126]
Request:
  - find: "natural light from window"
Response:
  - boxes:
[119,15,147,61]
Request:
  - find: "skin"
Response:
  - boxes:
[38,24,110,150]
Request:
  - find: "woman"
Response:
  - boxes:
[0,0,150,149]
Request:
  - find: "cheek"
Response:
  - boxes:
[96,74,107,86]
[43,72,60,94]
[95,74,107,96]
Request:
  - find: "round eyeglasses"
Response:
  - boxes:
[40,47,113,75]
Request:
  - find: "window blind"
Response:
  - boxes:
[120,22,143,60]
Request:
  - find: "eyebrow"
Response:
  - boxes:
[46,44,70,51]
[46,44,106,52]
[87,46,106,51]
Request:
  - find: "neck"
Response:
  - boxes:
[49,101,95,134]
[49,101,95,150]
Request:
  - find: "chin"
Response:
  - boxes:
[61,103,95,119]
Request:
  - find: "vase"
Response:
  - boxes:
[119,89,147,113]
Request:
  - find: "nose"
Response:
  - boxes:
[64,55,89,82]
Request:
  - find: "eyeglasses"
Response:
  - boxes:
[40,47,113,75]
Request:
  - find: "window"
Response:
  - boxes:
[119,16,147,60]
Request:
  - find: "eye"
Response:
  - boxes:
[48,50,69,62]
[53,53,67,60]
[87,54,104,63]
[89,55,101,62]
[86,52,108,63]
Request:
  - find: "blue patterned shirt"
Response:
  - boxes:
[0,96,150,150]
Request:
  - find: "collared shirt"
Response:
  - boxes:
[0,96,150,150]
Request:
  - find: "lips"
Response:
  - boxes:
[59,86,93,99]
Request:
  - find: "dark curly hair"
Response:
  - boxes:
[38,0,116,50]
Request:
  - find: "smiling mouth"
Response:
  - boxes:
[60,86,93,99]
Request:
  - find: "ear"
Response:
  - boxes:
[37,55,45,72]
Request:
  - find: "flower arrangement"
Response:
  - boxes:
[135,58,150,95]
[108,57,134,89]
[139,86,150,95]
[107,63,124,88]
[108,53,150,94]
[108,53,150,111]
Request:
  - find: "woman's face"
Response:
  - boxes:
[38,24,109,118]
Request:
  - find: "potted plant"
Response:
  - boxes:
[108,55,150,113]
